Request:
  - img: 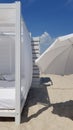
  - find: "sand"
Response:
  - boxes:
[0,74,73,130]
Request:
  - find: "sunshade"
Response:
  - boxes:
[35,34,73,75]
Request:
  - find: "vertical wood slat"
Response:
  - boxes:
[31,37,40,87]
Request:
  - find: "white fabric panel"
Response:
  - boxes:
[45,46,72,75]
[0,79,27,109]
[0,81,17,109]
[0,36,15,74]
[0,26,15,33]
[36,33,73,75]
[3,74,15,81]
[0,9,16,24]
[0,27,32,78]
[22,21,32,92]
[0,2,33,111]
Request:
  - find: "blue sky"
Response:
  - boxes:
[0,0,73,37]
[0,0,73,53]
[23,0,73,38]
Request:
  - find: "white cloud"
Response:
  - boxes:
[39,32,55,54]
[65,0,73,5]
[40,32,54,45]
[67,0,73,3]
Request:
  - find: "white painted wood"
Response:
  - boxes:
[0,110,15,117]
[32,53,40,58]
[31,37,40,42]
[31,37,40,88]
[0,3,15,9]
[32,78,40,82]
[15,1,21,124]
[32,45,39,50]
[33,69,40,74]
[32,51,39,55]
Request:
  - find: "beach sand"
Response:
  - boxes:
[0,74,73,130]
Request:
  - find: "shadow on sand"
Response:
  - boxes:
[52,100,73,120]
[21,82,51,123]
[21,77,53,123]
[21,77,73,123]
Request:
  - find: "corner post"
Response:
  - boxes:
[15,1,21,124]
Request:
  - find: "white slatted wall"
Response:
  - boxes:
[31,37,40,87]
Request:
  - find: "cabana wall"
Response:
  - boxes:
[0,1,32,124]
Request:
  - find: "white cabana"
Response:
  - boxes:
[35,33,73,75]
[0,1,32,124]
